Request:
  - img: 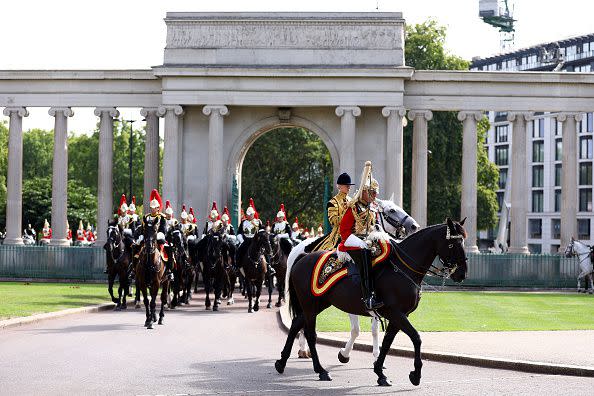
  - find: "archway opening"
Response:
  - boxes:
[239,126,333,236]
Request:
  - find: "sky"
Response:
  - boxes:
[2,0,593,133]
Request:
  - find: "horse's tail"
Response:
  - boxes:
[287,275,302,319]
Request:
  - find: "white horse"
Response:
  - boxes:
[286,198,420,361]
[564,237,594,294]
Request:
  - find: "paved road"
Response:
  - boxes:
[1,295,592,395]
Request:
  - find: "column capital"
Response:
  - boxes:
[48,107,74,117]
[335,106,361,117]
[202,105,229,117]
[140,107,159,118]
[407,109,433,121]
[3,106,29,117]
[506,111,533,122]
[94,107,119,118]
[556,112,585,123]
[157,105,184,117]
[457,111,483,122]
[381,106,406,118]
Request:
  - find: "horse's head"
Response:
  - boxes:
[106,223,121,246]
[564,237,576,258]
[206,231,223,267]
[436,218,468,283]
[255,229,272,255]
[376,198,420,239]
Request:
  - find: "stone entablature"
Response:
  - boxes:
[163,12,405,67]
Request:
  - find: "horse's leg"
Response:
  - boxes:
[158,282,168,325]
[588,273,594,294]
[303,314,331,381]
[227,272,236,305]
[135,277,141,309]
[148,284,158,329]
[382,311,423,386]
[578,272,584,293]
[141,286,151,327]
[297,331,310,358]
[373,320,399,387]
[246,278,253,313]
[108,272,120,310]
[275,314,305,374]
[371,316,380,359]
[121,274,128,309]
[267,273,273,309]
[204,272,212,310]
[213,272,221,312]
[338,314,360,363]
[253,277,262,312]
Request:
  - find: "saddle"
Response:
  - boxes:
[311,239,391,297]
[134,244,168,262]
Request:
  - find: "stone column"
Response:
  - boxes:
[2,107,29,245]
[458,111,483,253]
[49,107,74,246]
[141,107,160,210]
[157,105,184,212]
[558,112,584,250]
[382,106,407,206]
[94,107,119,246]
[335,106,361,178]
[408,110,433,228]
[203,105,229,210]
[507,112,533,254]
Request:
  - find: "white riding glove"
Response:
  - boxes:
[156,232,165,243]
[237,234,244,244]
[344,234,368,249]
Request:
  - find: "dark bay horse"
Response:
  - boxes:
[135,219,170,329]
[221,233,238,305]
[168,225,191,307]
[237,229,272,313]
[275,218,468,386]
[201,231,227,311]
[104,221,131,310]
[267,235,291,308]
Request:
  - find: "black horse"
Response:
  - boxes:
[236,229,272,313]
[275,218,468,386]
[220,233,239,306]
[104,220,132,310]
[168,224,191,308]
[267,234,292,308]
[135,218,170,329]
[200,231,227,311]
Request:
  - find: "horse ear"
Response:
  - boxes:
[460,217,467,226]
[446,217,454,229]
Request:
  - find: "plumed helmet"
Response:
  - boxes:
[221,206,230,224]
[292,217,299,230]
[43,219,50,229]
[149,189,162,210]
[189,207,195,222]
[87,222,92,231]
[78,220,84,230]
[303,228,310,238]
[128,196,136,213]
[318,224,323,233]
[180,204,188,219]
[119,194,128,214]
[165,200,173,215]
[210,202,220,220]
[365,178,380,194]
[247,198,258,218]
[276,203,286,221]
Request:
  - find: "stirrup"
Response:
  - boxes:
[363,296,384,311]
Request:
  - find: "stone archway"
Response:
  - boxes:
[226,115,340,223]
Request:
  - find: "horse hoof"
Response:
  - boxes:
[158,319,163,325]
[274,359,285,374]
[121,304,127,310]
[297,350,309,359]
[275,301,282,307]
[114,306,121,311]
[337,350,349,364]
[319,372,332,381]
[206,306,211,311]
[377,377,392,387]
[147,323,154,330]
[213,305,219,312]
[248,308,253,313]
[409,371,421,386]
[135,303,141,309]
[253,305,259,312]
[267,303,272,309]
[307,350,312,358]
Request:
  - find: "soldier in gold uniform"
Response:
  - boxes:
[308,172,354,251]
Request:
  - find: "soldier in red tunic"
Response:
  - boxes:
[338,161,382,311]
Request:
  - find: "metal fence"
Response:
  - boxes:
[0,245,106,281]
[424,253,580,289]
[0,246,584,287]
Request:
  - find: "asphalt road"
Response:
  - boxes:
[0,293,592,395]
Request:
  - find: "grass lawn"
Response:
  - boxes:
[316,291,594,332]
[0,282,110,320]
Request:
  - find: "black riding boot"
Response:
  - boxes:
[350,248,383,311]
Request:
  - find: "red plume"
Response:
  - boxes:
[131,196,136,205]
[119,194,127,207]
[211,201,218,212]
[165,200,171,209]
[149,189,162,210]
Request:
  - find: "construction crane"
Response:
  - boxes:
[479,0,516,52]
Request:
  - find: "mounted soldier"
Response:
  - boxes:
[237,198,275,275]
[66,221,72,245]
[40,219,51,245]
[86,223,96,243]
[290,217,301,242]
[203,202,221,235]
[135,189,174,281]
[163,200,177,233]
[272,204,292,240]
[186,207,199,244]
[76,220,86,245]
[337,161,382,311]
[220,206,235,236]
[308,172,354,251]
[23,223,36,245]
[127,196,142,233]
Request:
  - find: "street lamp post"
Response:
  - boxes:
[126,119,135,200]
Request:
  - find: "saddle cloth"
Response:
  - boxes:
[311,239,391,297]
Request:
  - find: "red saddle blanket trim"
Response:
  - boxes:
[310,239,391,297]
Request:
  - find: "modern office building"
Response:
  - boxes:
[471,34,594,253]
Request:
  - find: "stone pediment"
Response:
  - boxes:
[162,12,404,68]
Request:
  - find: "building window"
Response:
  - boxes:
[578,219,590,239]
[555,189,561,212]
[528,244,542,254]
[532,190,544,212]
[495,146,509,165]
[532,141,544,163]
[551,219,561,239]
[580,136,593,159]
[495,125,508,143]
[496,191,504,212]
[588,113,593,133]
[532,166,544,188]
[551,244,560,253]
[555,164,562,186]
[579,188,592,211]
[529,219,542,238]
[555,139,562,161]
[579,163,592,185]
[498,169,508,189]
[533,119,544,138]
[494,112,508,122]
[555,120,561,136]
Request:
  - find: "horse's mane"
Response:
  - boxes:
[397,221,467,244]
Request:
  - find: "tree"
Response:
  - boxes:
[476,117,499,230]
[403,19,499,230]
[22,129,53,180]
[241,127,332,227]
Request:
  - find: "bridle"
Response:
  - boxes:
[377,209,406,240]
[565,240,591,267]
[107,225,124,263]
[247,230,271,268]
